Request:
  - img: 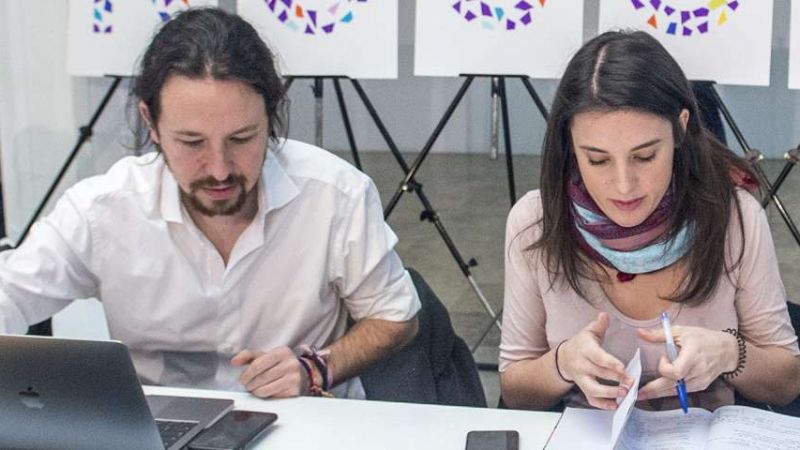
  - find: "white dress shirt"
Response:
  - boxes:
[0,139,420,398]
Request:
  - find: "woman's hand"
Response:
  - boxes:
[559,312,636,410]
[636,325,738,401]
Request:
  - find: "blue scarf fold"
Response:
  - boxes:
[572,204,693,275]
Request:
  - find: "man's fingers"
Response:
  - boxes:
[247,359,305,398]
[238,349,285,385]
[230,350,259,367]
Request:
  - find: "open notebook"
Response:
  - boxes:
[546,350,800,450]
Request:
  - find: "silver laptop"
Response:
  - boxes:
[0,334,233,450]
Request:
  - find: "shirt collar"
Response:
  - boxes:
[159,161,184,224]
[158,145,300,225]
[258,146,300,219]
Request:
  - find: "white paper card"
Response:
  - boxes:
[67,0,218,77]
[237,0,398,79]
[414,0,584,78]
[789,1,800,89]
[610,348,642,448]
[598,0,774,86]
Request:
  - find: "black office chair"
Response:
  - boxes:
[360,268,487,407]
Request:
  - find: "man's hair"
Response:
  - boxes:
[531,30,756,305]
[131,7,286,148]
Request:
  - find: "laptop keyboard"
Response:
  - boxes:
[156,419,197,448]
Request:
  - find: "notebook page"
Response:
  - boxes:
[616,408,712,450]
[705,405,800,450]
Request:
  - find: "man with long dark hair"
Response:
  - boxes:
[0,8,419,399]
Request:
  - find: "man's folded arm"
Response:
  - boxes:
[325,178,421,386]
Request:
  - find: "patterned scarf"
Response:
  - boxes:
[568,176,692,282]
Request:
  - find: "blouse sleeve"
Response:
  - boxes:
[733,190,799,354]
[499,191,551,371]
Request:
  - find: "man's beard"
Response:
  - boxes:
[180,174,250,217]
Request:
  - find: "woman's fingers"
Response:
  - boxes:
[586,348,631,386]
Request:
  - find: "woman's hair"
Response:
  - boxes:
[532,30,756,305]
[130,7,287,148]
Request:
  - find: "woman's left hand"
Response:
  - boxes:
[636,325,738,401]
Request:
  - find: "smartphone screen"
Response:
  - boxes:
[465,430,520,450]
[188,410,278,450]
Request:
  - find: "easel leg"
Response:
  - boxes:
[313,78,324,148]
[520,77,550,120]
[498,77,516,205]
[490,77,500,160]
[763,148,799,209]
[333,78,362,171]
[18,76,123,245]
[708,84,800,246]
[383,76,475,217]
[349,79,501,339]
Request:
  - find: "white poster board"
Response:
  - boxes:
[414,0,584,78]
[789,2,800,89]
[598,0,773,86]
[67,0,218,77]
[237,0,398,79]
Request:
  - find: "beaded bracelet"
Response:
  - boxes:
[554,340,574,384]
[298,345,333,391]
[721,328,747,379]
[296,356,315,393]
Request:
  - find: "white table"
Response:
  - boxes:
[144,386,561,450]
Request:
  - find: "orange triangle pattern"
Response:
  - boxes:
[647,14,657,28]
[539,0,546,6]
[296,5,304,18]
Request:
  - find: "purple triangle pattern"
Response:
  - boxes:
[263,0,366,36]
[454,0,541,30]
[630,0,741,38]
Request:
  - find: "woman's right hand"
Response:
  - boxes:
[558,312,635,410]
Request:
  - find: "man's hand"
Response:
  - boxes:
[636,325,738,401]
[231,347,308,398]
[559,312,635,410]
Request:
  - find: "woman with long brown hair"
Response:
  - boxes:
[499,31,800,412]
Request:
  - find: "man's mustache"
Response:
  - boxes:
[189,174,246,192]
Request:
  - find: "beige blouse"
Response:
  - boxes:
[500,189,799,411]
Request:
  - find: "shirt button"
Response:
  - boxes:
[221,343,235,354]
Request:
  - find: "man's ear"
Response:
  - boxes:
[679,108,690,132]
[138,101,159,145]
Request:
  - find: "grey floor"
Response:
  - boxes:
[332,150,800,408]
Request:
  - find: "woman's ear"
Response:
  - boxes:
[679,108,690,132]
[138,101,159,145]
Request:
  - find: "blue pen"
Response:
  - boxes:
[660,312,689,414]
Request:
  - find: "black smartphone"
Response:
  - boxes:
[465,430,520,450]
[187,410,278,450]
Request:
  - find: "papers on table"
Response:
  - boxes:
[546,348,800,449]
[547,349,641,450]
